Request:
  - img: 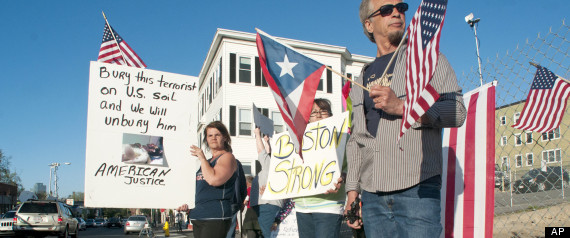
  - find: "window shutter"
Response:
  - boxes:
[255,57,262,86]
[230,106,236,136]
[230,53,236,84]
[326,67,332,93]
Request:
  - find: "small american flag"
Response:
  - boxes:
[512,65,570,133]
[400,0,447,140]
[97,24,146,68]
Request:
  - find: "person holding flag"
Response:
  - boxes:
[345,0,466,237]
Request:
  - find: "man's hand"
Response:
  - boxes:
[345,191,362,229]
[369,85,403,116]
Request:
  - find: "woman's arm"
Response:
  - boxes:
[192,146,237,187]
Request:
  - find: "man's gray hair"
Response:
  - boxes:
[359,0,376,43]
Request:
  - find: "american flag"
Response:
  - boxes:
[256,30,325,157]
[399,0,447,139]
[512,65,570,133]
[97,24,147,68]
[441,82,495,238]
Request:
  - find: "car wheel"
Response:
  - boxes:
[124,230,129,235]
[70,226,78,238]
[58,226,68,238]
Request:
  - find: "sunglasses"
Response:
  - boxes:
[368,2,409,18]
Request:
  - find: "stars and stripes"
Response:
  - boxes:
[97,24,146,68]
[441,82,496,238]
[512,65,570,133]
[255,30,325,157]
[400,0,447,140]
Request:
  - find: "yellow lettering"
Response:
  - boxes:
[268,160,291,194]
[301,166,312,189]
[320,161,337,186]
[273,134,295,159]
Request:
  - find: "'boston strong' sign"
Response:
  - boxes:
[262,112,349,200]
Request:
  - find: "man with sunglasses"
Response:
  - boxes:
[345,0,466,237]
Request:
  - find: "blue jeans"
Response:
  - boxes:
[361,175,442,238]
[296,212,343,238]
[255,204,280,237]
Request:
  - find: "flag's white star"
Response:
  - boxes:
[276,54,298,78]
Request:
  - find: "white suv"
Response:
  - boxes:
[13,200,79,238]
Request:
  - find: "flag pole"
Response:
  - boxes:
[529,62,570,84]
[102,11,130,66]
[324,65,369,92]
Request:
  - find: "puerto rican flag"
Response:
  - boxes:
[441,82,496,238]
[256,29,325,156]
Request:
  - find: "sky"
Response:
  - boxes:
[0,0,568,198]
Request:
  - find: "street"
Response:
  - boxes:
[1,226,195,238]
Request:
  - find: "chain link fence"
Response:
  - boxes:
[458,20,569,238]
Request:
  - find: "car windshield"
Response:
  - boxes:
[3,211,16,218]
[19,203,58,213]
[129,216,147,221]
[521,170,541,180]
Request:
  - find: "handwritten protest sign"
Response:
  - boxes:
[85,62,198,209]
[262,112,349,200]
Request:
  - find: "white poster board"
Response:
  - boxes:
[271,209,299,238]
[262,112,349,200]
[253,103,274,137]
[85,62,198,209]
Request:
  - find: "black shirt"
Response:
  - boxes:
[362,52,396,137]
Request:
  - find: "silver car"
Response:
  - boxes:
[0,211,16,236]
[124,215,148,235]
[13,200,79,238]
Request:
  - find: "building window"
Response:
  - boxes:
[239,56,252,83]
[254,57,268,87]
[513,112,520,124]
[525,132,533,144]
[514,133,522,146]
[501,136,507,146]
[272,111,285,133]
[515,155,522,168]
[500,116,506,126]
[526,153,533,166]
[241,161,252,176]
[542,148,562,163]
[317,78,323,91]
[239,108,252,136]
[541,127,561,141]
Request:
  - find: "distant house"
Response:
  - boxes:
[495,100,567,174]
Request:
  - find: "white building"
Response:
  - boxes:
[197,29,373,174]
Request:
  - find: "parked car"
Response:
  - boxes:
[85,218,95,228]
[124,215,149,235]
[107,217,122,228]
[513,166,570,194]
[12,200,79,238]
[495,170,510,190]
[94,218,106,227]
[75,217,87,231]
[0,210,16,236]
[120,218,127,227]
